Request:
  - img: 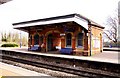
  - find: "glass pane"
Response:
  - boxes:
[66,33,72,47]
[77,33,83,47]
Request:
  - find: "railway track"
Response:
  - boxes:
[1,54,119,78]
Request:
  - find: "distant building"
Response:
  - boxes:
[13,13,104,56]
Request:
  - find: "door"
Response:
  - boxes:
[34,34,39,45]
[47,34,53,51]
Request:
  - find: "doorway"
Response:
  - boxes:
[47,34,53,51]
[34,34,39,45]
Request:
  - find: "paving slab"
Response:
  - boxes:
[0,62,53,77]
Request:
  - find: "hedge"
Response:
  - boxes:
[1,43,18,47]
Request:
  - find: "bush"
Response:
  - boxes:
[1,43,18,47]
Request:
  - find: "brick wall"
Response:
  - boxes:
[28,22,103,56]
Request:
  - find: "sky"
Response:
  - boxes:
[0,0,119,38]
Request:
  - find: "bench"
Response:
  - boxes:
[28,45,41,51]
[59,48,73,54]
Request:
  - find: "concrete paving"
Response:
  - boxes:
[90,51,119,63]
[103,47,120,50]
[0,62,53,77]
[0,47,119,64]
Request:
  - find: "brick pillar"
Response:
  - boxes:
[84,33,88,50]
[61,36,65,48]
[72,37,75,49]
[83,33,89,56]
[87,33,90,56]
[32,35,34,47]
[100,33,102,52]
[43,36,46,52]
[28,37,30,48]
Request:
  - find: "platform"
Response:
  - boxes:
[103,47,120,51]
[0,47,119,64]
[0,62,52,77]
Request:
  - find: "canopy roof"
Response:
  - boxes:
[13,13,104,31]
[0,0,11,5]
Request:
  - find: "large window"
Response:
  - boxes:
[77,33,83,47]
[34,34,39,45]
[66,33,72,47]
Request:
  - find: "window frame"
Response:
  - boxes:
[66,33,72,47]
[76,32,83,48]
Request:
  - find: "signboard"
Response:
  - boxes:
[92,37,100,48]
[60,33,65,36]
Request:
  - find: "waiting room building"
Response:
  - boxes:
[13,13,104,56]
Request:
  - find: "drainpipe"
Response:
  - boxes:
[89,22,92,56]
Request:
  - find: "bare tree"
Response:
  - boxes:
[12,32,19,43]
[1,32,7,42]
[22,36,28,46]
[104,12,118,44]
[0,31,28,46]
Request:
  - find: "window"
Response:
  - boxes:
[34,34,39,45]
[66,33,72,47]
[77,33,83,47]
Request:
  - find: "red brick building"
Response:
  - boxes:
[13,13,104,56]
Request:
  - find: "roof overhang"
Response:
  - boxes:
[13,13,105,32]
[13,14,89,31]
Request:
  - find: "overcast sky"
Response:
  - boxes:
[0,0,119,33]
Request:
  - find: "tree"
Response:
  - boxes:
[0,31,28,46]
[7,32,12,42]
[22,36,28,46]
[1,32,7,42]
[104,12,118,44]
[12,32,19,43]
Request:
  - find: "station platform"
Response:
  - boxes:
[0,47,119,64]
[0,62,52,76]
[103,47,120,51]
